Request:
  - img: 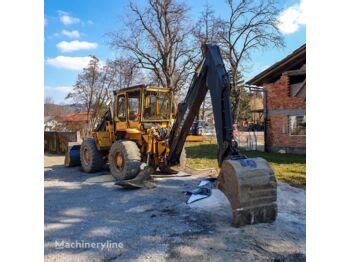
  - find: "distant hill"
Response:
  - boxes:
[68,103,85,112]
[44,103,85,118]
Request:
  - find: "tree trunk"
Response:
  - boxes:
[230,66,240,125]
[232,95,240,125]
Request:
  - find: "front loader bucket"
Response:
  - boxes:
[64,143,81,167]
[216,157,277,227]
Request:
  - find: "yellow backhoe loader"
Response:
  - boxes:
[65,44,277,227]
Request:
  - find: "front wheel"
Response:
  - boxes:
[108,140,141,180]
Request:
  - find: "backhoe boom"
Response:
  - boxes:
[168,44,239,167]
[168,44,277,227]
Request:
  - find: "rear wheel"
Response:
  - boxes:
[80,138,104,173]
[108,140,141,180]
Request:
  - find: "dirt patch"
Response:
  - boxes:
[44,154,305,261]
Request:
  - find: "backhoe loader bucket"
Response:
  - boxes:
[216,157,277,227]
[64,143,81,167]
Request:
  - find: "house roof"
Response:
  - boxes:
[247,44,306,86]
[63,112,89,122]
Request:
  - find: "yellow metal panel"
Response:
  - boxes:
[146,87,170,92]
[186,135,205,142]
[156,141,167,155]
[94,131,112,148]
[126,128,141,134]
[116,121,127,130]
[142,134,153,153]
[128,121,141,129]
[125,129,142,142]
[125,133,141,141]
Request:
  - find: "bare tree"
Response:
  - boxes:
[193,4,219,120]
[66,56,100,132]
[66,56,141,132]
[216,0,284,123]
[44,96,55,104]
[92,57,142,127]
[230,71,252,126]
[109,0,197,93]
[112,57,142,90]
[193,3,219,45]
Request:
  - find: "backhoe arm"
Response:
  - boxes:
[168,44,239,167]
[168,44,277,227]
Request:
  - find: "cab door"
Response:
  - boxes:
[127,91,141,129]
[115,94,127,130]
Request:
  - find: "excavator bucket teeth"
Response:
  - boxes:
[216,157,277,227]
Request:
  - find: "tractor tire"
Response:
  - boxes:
[80,138,104,173]
[108,140,141,180]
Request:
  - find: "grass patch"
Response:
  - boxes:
[184,141,306,188]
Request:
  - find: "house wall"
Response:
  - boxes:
[264,68,306,154]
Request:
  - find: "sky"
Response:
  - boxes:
[44,0,306,104]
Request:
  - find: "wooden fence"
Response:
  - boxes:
[44,131,79,154]
[201,131,264,151]
[237,131,264,151]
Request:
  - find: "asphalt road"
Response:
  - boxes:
[44,154,306,261]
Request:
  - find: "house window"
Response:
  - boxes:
[289,115,306,135]
[289,73,306,98]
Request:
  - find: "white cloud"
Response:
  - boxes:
[56,40,98,52]
[46,56,91,70]
[45,85,73,94]
[61,30,80,38]
[55,86,74,94]
[58,11,80,26]
[87,20,93,25]
[45,86,74,103]
[278,0,306,34]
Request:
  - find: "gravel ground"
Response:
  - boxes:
[44,154,306,261]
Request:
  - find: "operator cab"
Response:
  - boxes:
[113,84,174,129]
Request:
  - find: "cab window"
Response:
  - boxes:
[127,91,140,121]
[117,95,126,121]
[143,91,171,120]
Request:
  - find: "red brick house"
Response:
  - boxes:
[62,112,90,133]
[247,44,306,154]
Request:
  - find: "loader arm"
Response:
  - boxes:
[168,44,240,167]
